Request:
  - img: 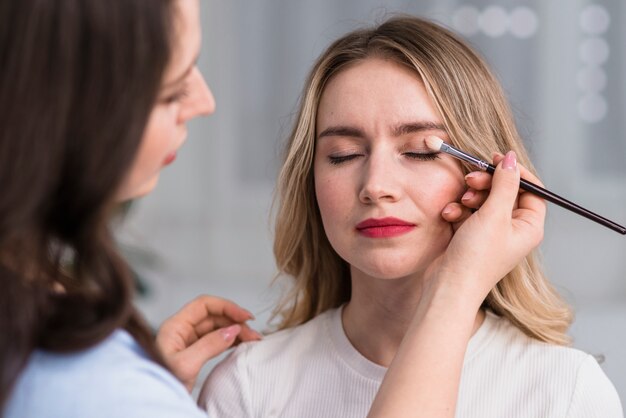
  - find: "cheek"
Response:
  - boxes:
[146,105,179,139]
[140,106,179,159]
[119,107,178,198]
[315,175,345,224]
[416,167,465,217]
[314,175,355,261]
[314,163,356,236]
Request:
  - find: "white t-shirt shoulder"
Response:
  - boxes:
[199,308,623,418]
[199,308,382,418]
[457,311,623,417]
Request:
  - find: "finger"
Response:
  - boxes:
[486,152,546,242]
[460,189,489,209]
[480,151,521,218]
[468,153,534,193]
[492,152,504,164]
[158,296,253,342]
[442,202,474,233]
[493,152,543,189]
[192,315,262,342]
[514,186,547,232]
[237,323,263,343]
[190,316,234,340]
[157,299,254,359]
[173,324,242,375]
[491,154,546,218]
[441,202,464,223]
[167,324,244,391]
[464,171,492,191]
[176,295,254,327]
[464,152,525,193]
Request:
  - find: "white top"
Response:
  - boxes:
[200,307,623,418]
[6,329,206,418]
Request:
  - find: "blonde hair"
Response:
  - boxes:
[272,16,572,345]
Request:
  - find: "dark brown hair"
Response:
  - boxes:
[0,0,174,409]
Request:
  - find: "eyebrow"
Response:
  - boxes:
[317,126,365,139]
[317,121,446,140]
[392,121,446,136]
[162,54,199,89]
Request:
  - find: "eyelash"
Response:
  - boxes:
[403,152,440,161]
[164,87,190,104]
[328,154,362,165]
[328,152,440,165]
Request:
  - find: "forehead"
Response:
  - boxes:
[317,58,441,128]
[163,0,201,84]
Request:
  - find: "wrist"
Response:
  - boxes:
[420,270,486,318]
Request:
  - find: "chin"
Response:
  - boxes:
[116,176,160,202]
[355,260,424,281]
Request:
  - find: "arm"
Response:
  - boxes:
[368,151,546,417]
[156,295,262,392]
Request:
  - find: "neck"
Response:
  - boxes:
[342,269,485,367]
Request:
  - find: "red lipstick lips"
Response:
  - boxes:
[163,152,177,166]
[355,217,415,238]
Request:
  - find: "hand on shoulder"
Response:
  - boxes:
[156,295,262,392]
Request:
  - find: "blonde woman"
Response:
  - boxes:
[192,16,622,417]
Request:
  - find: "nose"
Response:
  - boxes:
[358,152,401,204]
[178,67,216,122]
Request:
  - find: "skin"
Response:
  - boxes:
[315,58,466,283]
[312,61,545,417]
[157,295,262,392]
[112,0,262,391]
[116,0,214,201]
[368,149,546,417]
[314,57,483,366]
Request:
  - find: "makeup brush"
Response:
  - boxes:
[424,135,626,235]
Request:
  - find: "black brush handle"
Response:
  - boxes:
[485,164,626,235]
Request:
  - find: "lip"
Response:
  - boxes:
[355,217,416,238]
[163,151,177,166]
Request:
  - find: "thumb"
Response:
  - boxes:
[185,324,241,365]
[173,324,242,389]
[481,151,520,217]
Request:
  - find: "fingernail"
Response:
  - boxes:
[502,151,517,170]
[220,324,241,341]
[461,190,474,201]
[464,172,477,181]
[252,330,264,340]
[245,309,256,320]
[442,206,453,216]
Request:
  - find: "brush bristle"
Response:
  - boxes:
[425,135,444,151]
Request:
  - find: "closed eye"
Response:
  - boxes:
[328,154,363,165]
[404,152,440,161]
[162,84,190,104]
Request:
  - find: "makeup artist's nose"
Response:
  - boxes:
[358,153,401,204]
[179,67,215,122]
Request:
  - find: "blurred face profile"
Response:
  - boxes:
[314,58,465,281]
[117,0,215,201]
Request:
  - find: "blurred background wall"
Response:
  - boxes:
[118,0,626,400]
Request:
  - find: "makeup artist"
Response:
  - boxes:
[0,0,264,416]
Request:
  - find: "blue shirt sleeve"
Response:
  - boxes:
[5,330,208,418]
